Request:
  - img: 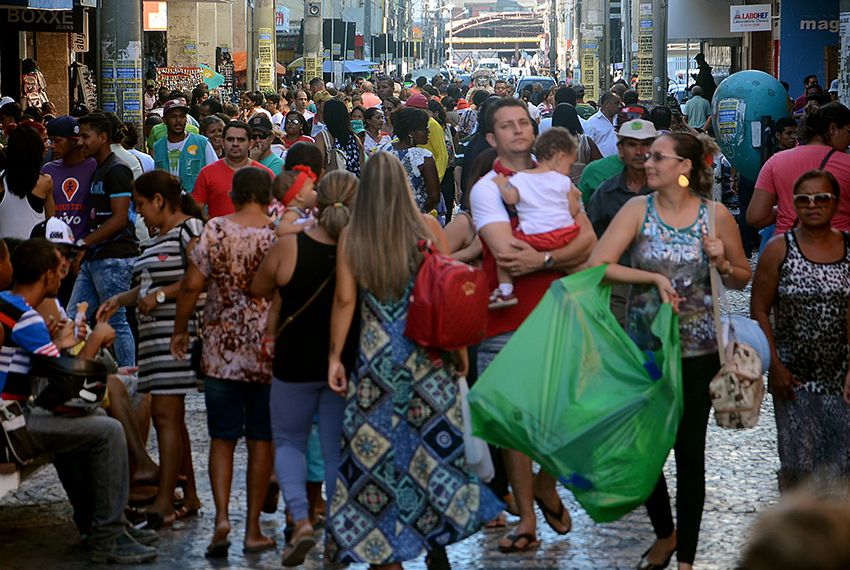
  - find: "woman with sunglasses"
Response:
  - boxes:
[281,110,315,150]
[751,169,850,492]
[590,132,751,570]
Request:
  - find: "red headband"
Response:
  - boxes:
[282,165,317,206]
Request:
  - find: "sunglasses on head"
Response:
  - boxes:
[793,192,836,207]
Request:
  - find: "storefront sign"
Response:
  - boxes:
[257,27,275,92]
[69,10,89,52]
[143,1,167,32]
[3,5,83,32]
[730,4,771,32]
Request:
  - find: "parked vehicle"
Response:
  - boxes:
[513,75,556,98]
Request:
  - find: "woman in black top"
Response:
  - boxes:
[251,169,359,567]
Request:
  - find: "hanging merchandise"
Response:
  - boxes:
[468,264,683,522]
[70,62,97,113]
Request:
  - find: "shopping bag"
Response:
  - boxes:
[467,264,683,522]
[458,376,494,482]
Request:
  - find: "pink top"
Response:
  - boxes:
[191,217,275,383]
[755,145,850,233]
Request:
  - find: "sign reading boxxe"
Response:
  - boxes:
[730,4,772,32]
[4,6,84,32]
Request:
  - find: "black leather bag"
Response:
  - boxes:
[0,401,36,466]
[29,355,109,415]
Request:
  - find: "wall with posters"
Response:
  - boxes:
[779,0,839,99]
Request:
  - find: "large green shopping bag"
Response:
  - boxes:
[467,264,683,522]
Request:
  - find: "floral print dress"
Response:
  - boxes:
[190,216,274,383]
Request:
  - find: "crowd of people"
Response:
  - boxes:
[0,65,849,570]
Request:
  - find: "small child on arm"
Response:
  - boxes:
[270,165,318,237]
[490,127,582,308]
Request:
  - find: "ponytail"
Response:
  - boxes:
[316,170,357,240]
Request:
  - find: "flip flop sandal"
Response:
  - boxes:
[497,532,540,554]
[174,504,201,520]
[281,535,317,567]
[534,495,572,535]
[205,538,231,558]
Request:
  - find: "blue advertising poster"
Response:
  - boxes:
[780,0,839,99]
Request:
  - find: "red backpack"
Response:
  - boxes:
[405,241,488,350]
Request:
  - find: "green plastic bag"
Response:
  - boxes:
[468,264,683,522]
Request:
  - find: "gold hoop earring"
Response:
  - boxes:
[678,174,690,188]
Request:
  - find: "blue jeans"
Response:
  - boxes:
[68,257,136,367]
[270,379,345,522]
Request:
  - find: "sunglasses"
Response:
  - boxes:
[793,192,836,207]
[285,118,301,125]
[252,132,271,140]
[643,152,685,162]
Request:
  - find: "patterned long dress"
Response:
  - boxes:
[327,283,502,565]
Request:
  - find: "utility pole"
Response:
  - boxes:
[247,0,255,90]
[651,0,667,104]
[622,0,632,83]
[364,0,372,60]
[99,0,143,136]
[549,0,557,75]
[841,0,850,107]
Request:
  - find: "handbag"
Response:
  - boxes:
[458,376,494,482]
[0,401,36,466]
[405,241,488,351]
[276,270,335,335]
[707,201,766,429]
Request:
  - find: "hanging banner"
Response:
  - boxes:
[155,66,204,93]
[730,4,771,32]
[257,27,275,92]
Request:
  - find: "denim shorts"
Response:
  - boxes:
[203,377,272,441]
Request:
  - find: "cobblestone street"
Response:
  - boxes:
[0,287,779,569]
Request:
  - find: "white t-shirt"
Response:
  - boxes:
[538,115,590,135]
[507,171,575,235]
[585,111,617,157]
[271,112,284,129]
[129,148,155,173]
[470,170,510,232]
[527,102,540,121]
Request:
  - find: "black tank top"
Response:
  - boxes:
[273,232,357,382]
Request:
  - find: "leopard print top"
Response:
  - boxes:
[775,231,850,394]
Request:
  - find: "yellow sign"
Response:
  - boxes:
[582,47,598,103]
[304,56,322,86]
[637,1,653,101]
[258,27,275,92]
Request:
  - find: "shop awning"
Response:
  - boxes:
[231,51,286,75]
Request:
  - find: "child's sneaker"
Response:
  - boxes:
[489,288,518,309]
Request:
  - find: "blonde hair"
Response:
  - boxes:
[317,170,357,240]
[344,151,430,301]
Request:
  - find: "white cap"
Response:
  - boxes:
[616,119,658,141]
[829,79,840,93]
[0,96,14,109]
[325,82,335,89]
[30,217,75,246]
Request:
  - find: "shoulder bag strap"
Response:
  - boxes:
[321,130,334,166]
[820,148,837,170]
[708,200,726,365]
[276,269,336,336]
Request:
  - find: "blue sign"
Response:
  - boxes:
[779,0,839,99]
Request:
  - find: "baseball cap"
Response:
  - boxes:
[146,79,155,88]
[248,114,273,134]
[313,90,333,104]
[406,93,429,109]
[829,79,840,94]
[616,119,658,141]
[162,99,191,116]
[456,99,470,110]
[0,96,14,109]
[46,115,81,138]
[30,218,75,246]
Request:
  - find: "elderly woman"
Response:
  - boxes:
[590,132,751,570]
[751,169,850,491]
[171,166,276,558]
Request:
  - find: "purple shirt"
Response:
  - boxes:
[41,157,97,239]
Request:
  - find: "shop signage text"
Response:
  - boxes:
[4,6,83,32]
[730,4,772,32]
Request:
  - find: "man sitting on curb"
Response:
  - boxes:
[0,238,158,564]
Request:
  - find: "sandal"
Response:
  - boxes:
[636,545,676,570]
[281,534,317,567]
[205,538,230,558]
[534,495,572,535]
[497,532,540,553]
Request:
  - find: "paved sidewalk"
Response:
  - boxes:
[0,287,779,569]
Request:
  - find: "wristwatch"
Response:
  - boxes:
[543,252,554,269]
[155,289,166,304]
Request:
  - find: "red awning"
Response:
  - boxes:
[232,51,286,74]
